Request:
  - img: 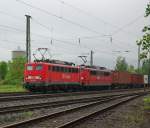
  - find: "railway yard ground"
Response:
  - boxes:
[0,85,26,93]
[0,88,150,128]
[72,94,150,128]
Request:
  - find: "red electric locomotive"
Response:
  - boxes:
[24,60,80,92]
[80,65,112,90]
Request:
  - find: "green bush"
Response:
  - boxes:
[5,57,26,85]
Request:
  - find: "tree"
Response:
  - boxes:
[127,65,136,73]
[115,56,128,71]
[0,61,8,80]
[5,57,26,85]
[137,59,150,74]
[137,3,150,60]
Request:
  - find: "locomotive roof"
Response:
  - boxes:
[33,59,75,66]
[79,65,111,72]
[26,61,79,68]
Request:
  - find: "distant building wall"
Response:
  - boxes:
[12,50,26,60]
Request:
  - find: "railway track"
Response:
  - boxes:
[0,93,131,115]
[0,92,32,97]
[0,88,147,102]
[0,89,148,110]
[1,91,148,128]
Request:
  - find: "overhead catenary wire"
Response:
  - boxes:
[29,8,141,50]
[32,18,52,31]
[29,17,137,51]
[0,23,135,54]
[111,13,144,36]
[56,0,118,28]
[0,6,138,55]
[0,9,111,41]
[16,0,105,36]
[0,10,24,21]
[0,7,139,50]
[0,24,25,33]
[56,0,145,38]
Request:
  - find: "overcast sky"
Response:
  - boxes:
[0,0,149,69]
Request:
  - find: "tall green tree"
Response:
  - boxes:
[5,57,26,85]
[137,59,150,74]
[137,3,150,59]
[0,61,8,80]
[115,56,128,71]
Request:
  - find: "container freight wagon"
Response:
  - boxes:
[130,74,144,88]
[112,71,131,88]
[112,71,144,89]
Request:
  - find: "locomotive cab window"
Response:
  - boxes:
[90,70,97,75]
[75,68,79,73]
[36,65,43,70]
[72,68,79,73]
[64,67,69,73]
[52,66,57,72]
[48,66,51,71]
[55,66,60,72]
[27,65,33,71]
[99,71,104,76]
[68,68,72,73]
[60,67,64,72]
[104,72,110,76]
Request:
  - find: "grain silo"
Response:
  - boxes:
[12,46,26,60]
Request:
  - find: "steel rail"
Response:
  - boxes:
[57,94,144,128]
[0,88,146,102]
[0,94,124,114]
[0,90,147,115]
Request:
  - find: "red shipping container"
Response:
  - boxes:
[112,71,131,85]
[131,74,143,85]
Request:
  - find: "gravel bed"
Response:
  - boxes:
[17,96,134,128]
[71,95,149,128]
[0,93,107,108]
[0,90,147,128]
[0,90,145,108]
[0,101,98,127]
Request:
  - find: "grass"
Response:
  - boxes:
[0,84,26,93]
[125,110,144,124]
[0,111,33,124]
[144,96,150,110]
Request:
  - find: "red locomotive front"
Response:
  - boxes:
[24,61,81,92]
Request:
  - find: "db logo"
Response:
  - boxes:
[97,76,100,80]
[62,74,71,79]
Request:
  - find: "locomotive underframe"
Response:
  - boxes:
[24,82,144,92]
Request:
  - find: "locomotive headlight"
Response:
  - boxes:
[26,76,32,79]
[81,77,84,80]
[26,75,41,80]
[35,76,41,79]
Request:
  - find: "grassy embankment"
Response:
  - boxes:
[144,96,150,110]
[0,84,26,93]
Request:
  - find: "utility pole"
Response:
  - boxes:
[25,15,31,63]
[90,50,94,66]
[138,45,140,71]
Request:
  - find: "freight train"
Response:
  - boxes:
[24,59,147,92]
